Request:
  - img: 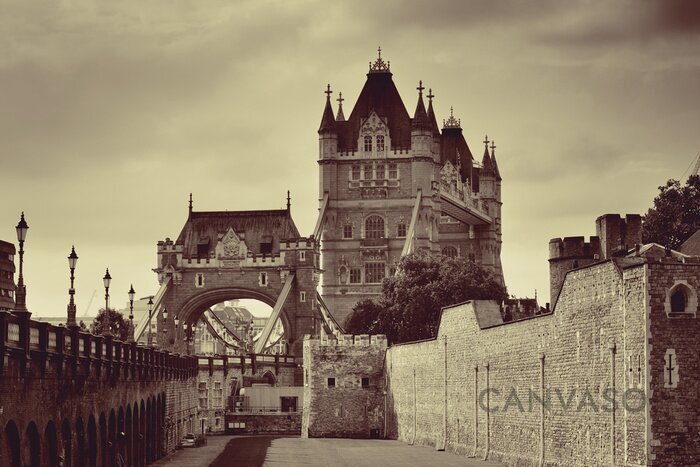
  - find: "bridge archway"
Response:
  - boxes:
[5,421,21,467]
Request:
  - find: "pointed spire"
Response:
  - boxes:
[481,135,493,171]
[369,46,391,73]
[336,92,345,121]
[318,84,336,134]
[490,140,501,180]
[426,88,440,135]
[412,80,430,131]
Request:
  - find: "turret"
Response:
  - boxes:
[426,88,441,159]
[411,80,432,158]
[318,84,337,160]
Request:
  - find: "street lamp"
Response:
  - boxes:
[13,212,29,315]
[162,307,168,338]
[174,315,180,347]
[66,246,79,327]
[102,268,112,336]
[128,285,135,342]
[147,296,154,346]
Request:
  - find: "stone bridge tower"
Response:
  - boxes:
[146,197,325,357]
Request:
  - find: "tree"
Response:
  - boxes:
[345,251,507,344]
[642,175,700,249]
[90,308,131,341]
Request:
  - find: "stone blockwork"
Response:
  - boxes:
[302,334,387,439]
[381,257,700,466]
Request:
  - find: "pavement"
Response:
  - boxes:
[154,435,504,467]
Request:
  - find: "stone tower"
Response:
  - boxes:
[318,51,505,325]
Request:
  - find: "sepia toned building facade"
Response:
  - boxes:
[0,240,16,311]
[317,52,504,325]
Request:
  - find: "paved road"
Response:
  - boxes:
[156,435,503,467]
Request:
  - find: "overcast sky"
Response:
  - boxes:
[1,0,699,317]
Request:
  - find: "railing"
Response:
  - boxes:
[0,309,199,379]
[230,406,301,414]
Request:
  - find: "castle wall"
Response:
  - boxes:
[302,334,387,438]
[386,261,638,466]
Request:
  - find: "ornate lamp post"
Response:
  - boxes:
[183,322,192,355]
[128,285,135,343]
[147,296,154,346]
[13,212,29,316]
[102,269,112,336]
[66,246,79,328]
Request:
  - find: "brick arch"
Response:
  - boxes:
[5,420,21,467]
[75,417,86,467]
[177,287,293,340]
[125,405,132,467]
[60,418,71,467]
[98,412,107,467]
[139,401,146,467]
[26,421,40,467]
[44,420,59,467]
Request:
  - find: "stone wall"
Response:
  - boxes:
[383,257,700,466]
[302,334,387,438]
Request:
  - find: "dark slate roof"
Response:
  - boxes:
[411,93,430,131]
[481,144,493,173]
[176,210,300,257]
[318,96,336,133]
[427,100,440,136]
[491,146,501,181]
[679,229,700,256]
[337,71,412,151]
[440,127,475,186]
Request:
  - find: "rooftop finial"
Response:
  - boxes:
[427,88,434,103]
[417,80,424,97]
[188,193,193,215]
[369,46,391,73]
[490,140,496,155]
[325,84,332,101]
[286,190,291,211]
[336,91,345,121]
[443,106,461,129]
[483,135,489,149]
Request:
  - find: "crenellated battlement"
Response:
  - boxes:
[280,237,318,251]
[157,237,183,253]
[303,333,388,349]
[549,236,601,260]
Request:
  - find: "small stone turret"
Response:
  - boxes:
[318,84,337,160]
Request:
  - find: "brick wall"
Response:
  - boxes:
[302,334,387,438]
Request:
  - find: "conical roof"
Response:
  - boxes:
[412,81,430,131]
[318,84,336,134]
[426,89,440,135]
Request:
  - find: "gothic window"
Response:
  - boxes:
[352,166,361,180]
[300,291,306,302]
[376,164,385,179]
[197,242,209,258]
[388,163,398,179]
[365,263,386,284]
[671,287,688,313]
[365,215,385,239]
[349,268,362,284]
[364,135,372,152]
[364,164,373,179]
[195,273,204,288]
[397,223,407,238]
[376,135,385,152]
[442,246,458,258]
[343,225,353,239]
[259,272,268,287]
[299,251,306,261]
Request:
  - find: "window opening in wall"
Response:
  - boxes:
[362,377,370,388]
[671,288,688,313]
[397,223,406,237]
[259,272,268,286]
[365,263,385,284]
[376,135,385,152]
[376,164,385,179]
[300,291,306,302]
[349,268,362,284]
[365,216,385,239]
[299,251,306,261]
[352,166,361,180]
[442,246,458,258]
[388,163,398,179]
[327,377,336,387]
[343,225,353,239]
[364,164,373,179]
[364,135,372,152]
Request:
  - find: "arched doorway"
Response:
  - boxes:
[60,418,72,467]
[44,421,59,467]
[125,405,132,467]
[139,401,146,467]
[108,410,116,467]
[4,421,21,467]
[98,413,106,467]
[87,415,97,467]
[26,422,41,467]
[76,417,86,467]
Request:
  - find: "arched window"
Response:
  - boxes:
[671,287,688,313]
[364,135,372,152]
[442,246,458,258]
[365,216,385,239]
[376,135,385,152]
